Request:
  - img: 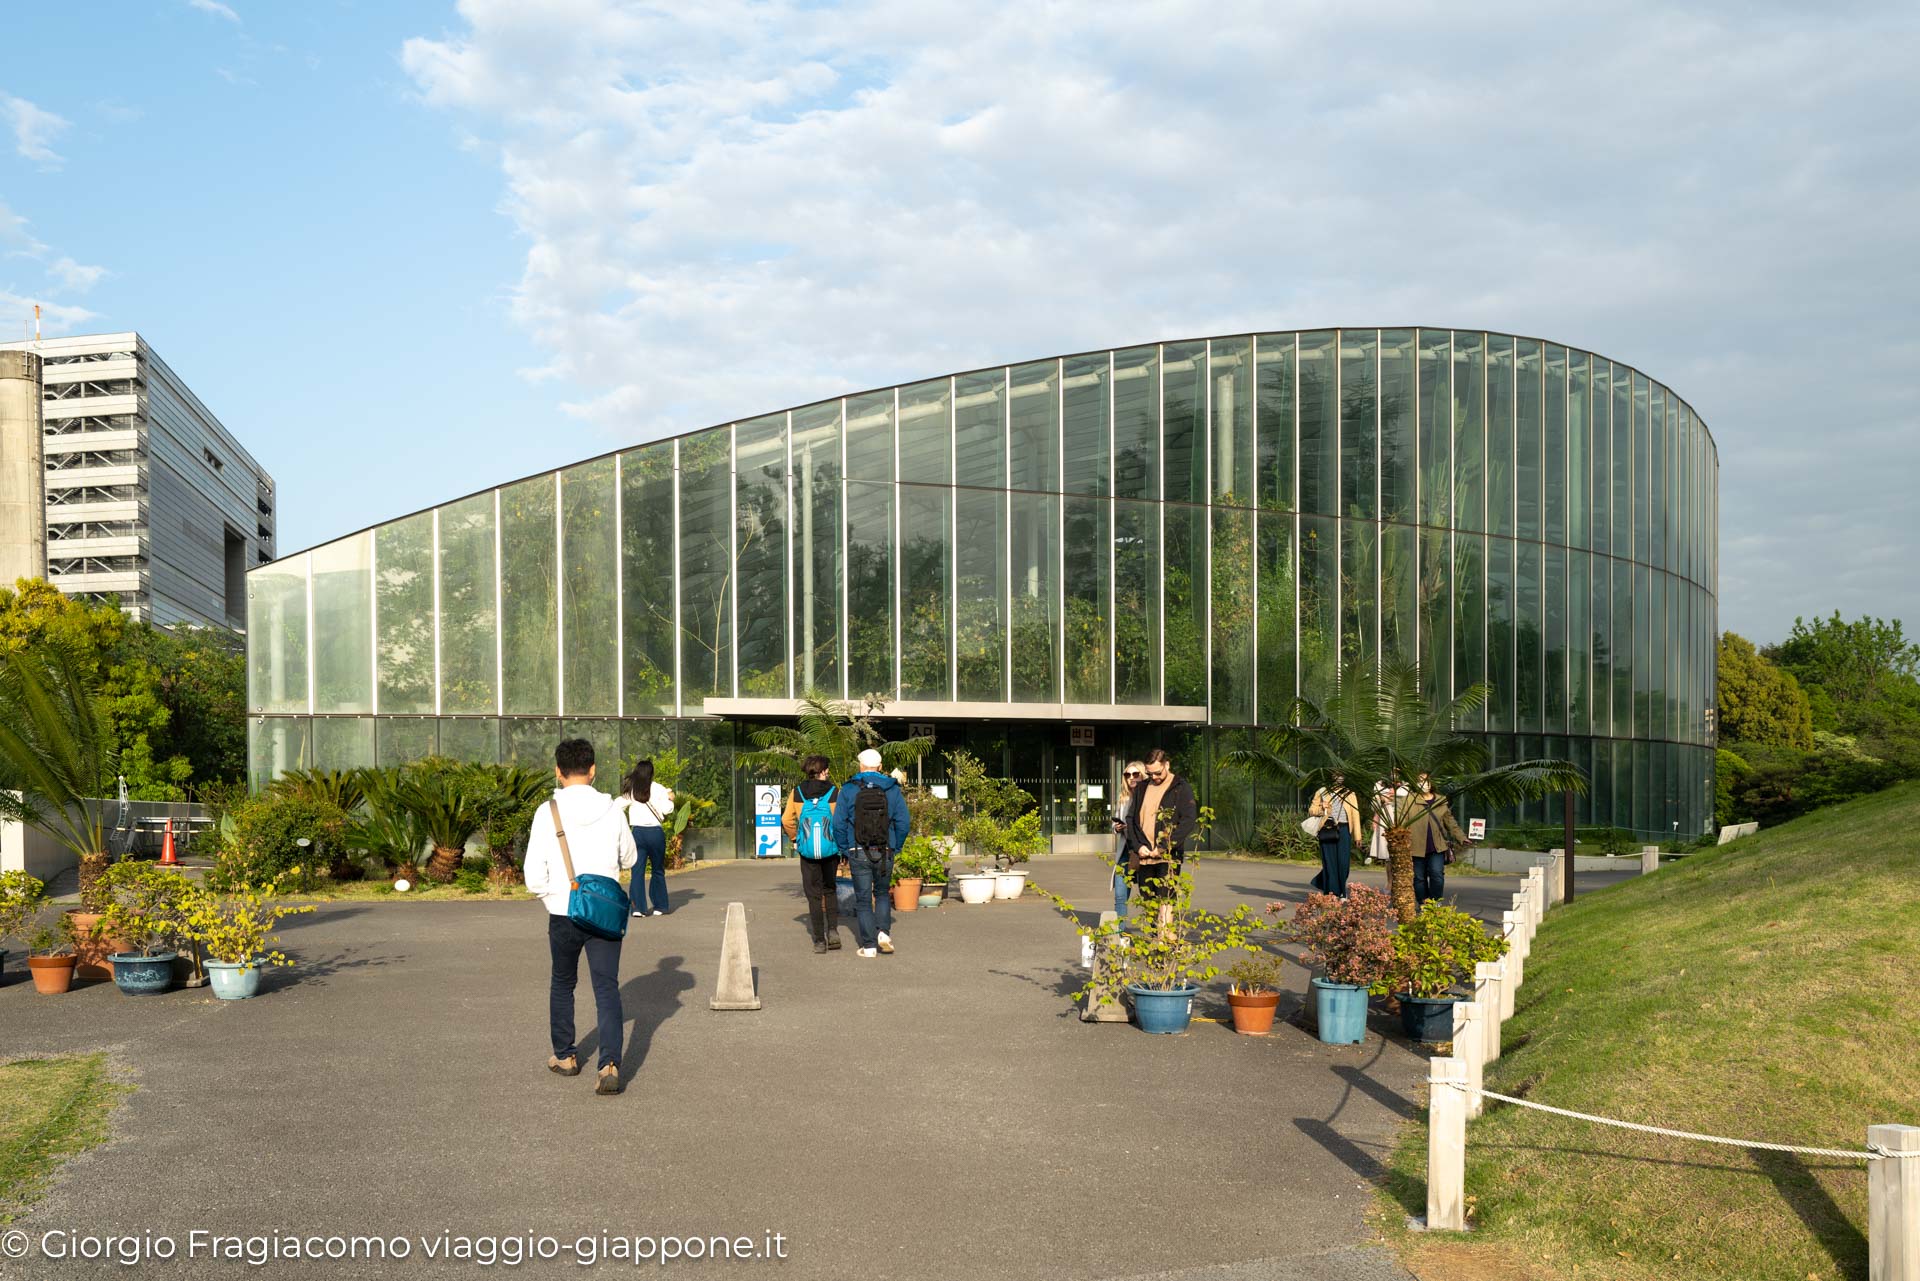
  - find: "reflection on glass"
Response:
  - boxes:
[1516,338,1542,541]
[678,429,733,708]
[1163,341,1206,505]
[1164,504,1207,707]
[1417,330,1449,527]
[1257,511,1296,724]
[1298,332,1338,518]
[561,456,618,714]
[845,480,894,697]
[955,488,1007,701]
[1062,354,1110,496]
[1382,523,1416,672]
[438,493,495,714]
[845,390,894,485]
[1010,361,1059,493]
[1591,359,1612,555]
[1210,506,1254,721]
[1568,352,1588,550]
[1614,370,1634,562]
[1114,499,1160,703]
[1612,558,1633,737]
[500,476,557,715]
[1517,540,1542,732]
[1339,330,1376,520]
[1341,518,1377,668]
[314,717,374,771]
[439,717,498,766]
[1011,493,1057,701]
[1487,334,1514,538]
[1418,525,1450,711]
[1452,332,1486,533]
[733,414,788,697]
[899,484,952,699]
[1545,345,1567,548]
[1064,497,1110,703]
[1570,550,1590,735]
[1487,536,1513,731]
[1379,329,1415,522]
[791,401,842,695]
[248,717,310,789]
[955,369,1006,490]
[378,717,437,767]
[312,532,373,714]
[375,512,434,715]
[1545,543,1567,731]
[1255,334,1295,512]
[1209,337,1252,504]
[247,558,308,714]
[620,443,676,715]
[899,377,952,485]
[1299,516,1337,701]
[1113,346,1158,502]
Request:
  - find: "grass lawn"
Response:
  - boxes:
[0,1054,125,1224]
[1382,781,1920,1281]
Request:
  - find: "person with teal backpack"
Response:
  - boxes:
[781,754,842,953]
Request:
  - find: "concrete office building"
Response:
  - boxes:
[247,328,1719,854]
[0,332,277,628]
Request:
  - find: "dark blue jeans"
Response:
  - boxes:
[1312,825,1352,898]
[846,847,894,949]
[630,826,669,914]
[548,914,623,1070]
[1414,852,1446,906]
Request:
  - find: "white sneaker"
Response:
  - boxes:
[856,947,878,958]
[651,910,665,917]
[876,932,894,954]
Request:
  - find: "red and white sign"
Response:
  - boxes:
[1467,817,1487,842]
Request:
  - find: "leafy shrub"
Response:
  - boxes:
[177,876,313,967]
[902,785,962,838]
[452,858,491,895]
[1227,949,1284,994]
[98,860,194,955]
[1248,808,1319,861]
[1389,900,1508,998]
[217,791,348,890]
[0,870,46,944]
[1283,885,1398,992]
[893,835,948,884]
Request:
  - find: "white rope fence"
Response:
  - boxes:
[1422,854,1920,1280]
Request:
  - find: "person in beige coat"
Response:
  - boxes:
[1406,773,1470,906]
[1308,775,1364,897]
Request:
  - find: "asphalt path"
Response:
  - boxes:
[1,856,1615,1281]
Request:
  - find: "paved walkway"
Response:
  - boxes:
[0,857,1599,1280]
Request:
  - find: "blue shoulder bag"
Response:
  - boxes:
[550,799,630,940]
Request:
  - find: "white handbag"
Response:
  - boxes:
[1301,815,1326,838]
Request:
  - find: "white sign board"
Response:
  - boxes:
[753,784,782,858]
[1467,817,1487,842]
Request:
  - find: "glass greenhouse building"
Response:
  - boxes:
[246,329,1719,855]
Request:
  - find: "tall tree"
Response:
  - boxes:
[1717,632,1815,750]
[1768,613,1920,731]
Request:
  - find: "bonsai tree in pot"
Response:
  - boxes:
[98,860,193,995]
[1225,659,1585,923]
[1225,949,1285,1036]
[0,869,45,979]
[1388,901,1509,1043]
[26,917,79,994]
[178,876,315,1000]
[1282,885,1398,1045]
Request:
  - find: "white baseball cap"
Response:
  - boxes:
[857,748,883,770]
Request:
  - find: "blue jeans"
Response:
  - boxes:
[1414,852,1446,906]
[846,847,894,949]
[1312,825,1352,898]
[547,915,623,1070]
[630,826,668,914]
[1112,859,1130,917]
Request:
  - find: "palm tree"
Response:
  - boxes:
[1225,660,1584,923]
[736,691,934,784]
[0,646,119,906]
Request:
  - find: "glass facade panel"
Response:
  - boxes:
[1417,330,1449,527]
[955,487,1007,701]
[733,414,788,697]
[844,390,894,484]
[1113,499,1160,703]
[1063,497,1111,703]
[1487,535,1513,731]
[374,512,434,715]
[1164,504,1207,707]
[1011,493,1057,701]
[1516,540,1542,731]
[499,476,557,715]
[1419,524,1450,711]
[954,369,1006,490]
[1516,338,1542,541]
[1210,337,1253,504]
[1255,334,1295,512]
[248,717,310,789]
[677,429,733,709]
[438,493,495,715]
[1299,515,1338,701]
[1112,346,1158,502]
[620,442,676,715]
[1568,351,1589,549]
[900,484,952,699]
[311,532,373,714]
[1545,545,1567,731]
[1382,522,1416,672]
[1452,332,1486,533]
[1379,329,1415,523]
[1210,505,1254,722]
[438,717,498,766]
[1570,550,1590,735]
[1009,360,1059,493]
[1163,341,1206,505]
[1062,353,1110,497]
[1339,330,1376,521]
[1341,518,1377,669]
[845,480,894,697]
[1487,333,1514,537]
[791,401,842,696]
[314,717,374,771]
[1256,511,1296,724]
[1612,558,1634,737]
[1592,360,1612,554]
[1649,386,1667,570]
[377,716,437,767]
[898,377,952,485]
[560,456,618,715]
[1545,344,1567,548]
[246,557,307,714]
[1298,331,1337,518]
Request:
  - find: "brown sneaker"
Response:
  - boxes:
[596,1064,624,1095]
[548,1054,580,1077]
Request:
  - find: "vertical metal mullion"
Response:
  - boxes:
[554,471,565,717]
[728,425,739,700]
[1446,332,1456,719]
[671,439,683,719]
[1373,331,1383,678]
[368,528,379,718]
[1331,329,1342,692]
[1154,345,1165,705]
[948,376,958,702]
[785,416,795,701]
[1202,340,1213,722]
[839,398,850,703]
[614,452,624,719]
[1292,333,1301,722]
[1003,366,1013,702]
[1055,359,1066,705]
[892,386,902,701]
[431,507,442,718]
[304,551,316,718]
[493,489,503,718]
[1249,336,1258,725]
[1107,350,1116,707]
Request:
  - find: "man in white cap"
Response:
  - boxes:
[831,747,911,957]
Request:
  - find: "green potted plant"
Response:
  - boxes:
[1225,950,1284,1036]
[0,869,45,980]
[1281,885,1398,1045]
[891,836,947,912]
[98,861,192,996]
[178,877,315,1000]
[1389,900,1510,1042]
[26,918,79,994]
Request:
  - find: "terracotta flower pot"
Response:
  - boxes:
[1227,989,1282,1035]
[65,911,123,982]
[29,955,77,995]
[891,878,923,911]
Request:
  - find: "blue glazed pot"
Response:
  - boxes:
[109,952,177,996]
[1126,984,1197,1034]
[1312,977,1369,1044]
[206,959,263,1000]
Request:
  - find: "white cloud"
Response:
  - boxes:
[187,0,241,22]
[0,290,98,339]
[404,0,1920,641]
[2,92,69,167]
[0,200,47,257]
[49,257,107,293]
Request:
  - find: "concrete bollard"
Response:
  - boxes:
[1457,1002,1486,1120]
[1641,845,1660,875]
[1543,852,1567,908]
[710,901,762,1010]
[1083,911,1130,1023]
[1427,1056,1468,1231]
[1526,868,1545,927]
[1477,961,1504,1063]
[1499,954,1517,1023]
[1870,1123,1920,1280]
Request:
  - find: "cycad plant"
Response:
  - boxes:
[1225,660,1585,923]
[472,764,553,886]
[737,691,933,783]
[269,767,369,814]
[394,768,491,883]
[0,647,119,906]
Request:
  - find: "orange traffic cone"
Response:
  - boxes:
[159,818,177,866]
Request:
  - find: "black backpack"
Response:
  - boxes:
[852,781,892,848]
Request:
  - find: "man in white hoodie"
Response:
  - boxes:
[523,738,638,1095]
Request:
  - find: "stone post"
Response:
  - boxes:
[1641,845,1660,875]
[1544,851,1567,907]
[1457,1002,1486,1120]
[1870,1123,1920,1280]
[1476,961,1504,1063]
[1427,1056,1467,1232]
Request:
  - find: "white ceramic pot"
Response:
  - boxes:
[992,870,1028,900]
[955,874,997,905]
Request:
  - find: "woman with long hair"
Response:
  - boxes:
[618,759,675,918]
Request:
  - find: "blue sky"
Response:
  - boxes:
[4,0,1918,644]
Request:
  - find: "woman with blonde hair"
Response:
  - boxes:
[1308,773,1363,897]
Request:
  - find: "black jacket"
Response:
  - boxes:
[1123,775,1199,861]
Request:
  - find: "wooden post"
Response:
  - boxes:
[1476,961,1504,1063]
[1457,1002,1486,1120]
[1427,1056,1467,1231]
[1499,953,1517,1023]
[1870,1124,1920,1280]
[1543,852,1566,908]
[1640,845,1659,875]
